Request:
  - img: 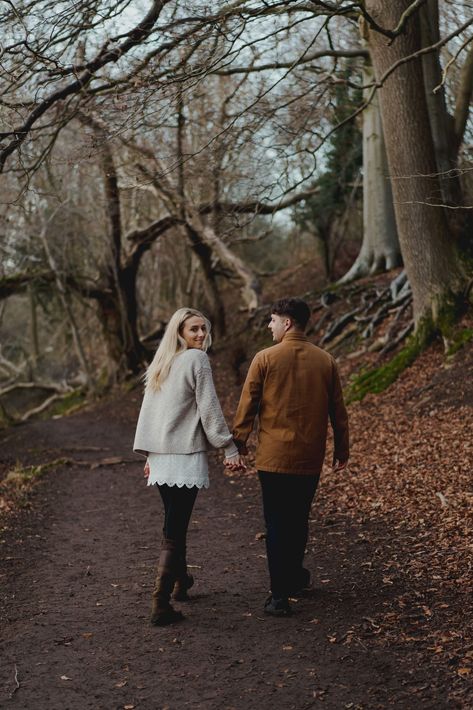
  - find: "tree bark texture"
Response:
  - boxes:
[419,1,461,209]
[365,0,464,325]
[340,57,400,283]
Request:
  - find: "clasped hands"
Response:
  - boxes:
[224,453,247,472]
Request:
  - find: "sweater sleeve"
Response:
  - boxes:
[328,358,349,464]
[194,359,234,450]
[232,353,264,454]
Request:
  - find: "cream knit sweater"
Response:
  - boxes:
[133,349,236,457]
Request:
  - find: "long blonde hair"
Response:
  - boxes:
[144,308,212,391]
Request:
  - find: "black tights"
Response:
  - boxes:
[157,483,199,552]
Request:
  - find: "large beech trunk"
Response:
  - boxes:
[340,56,400,283]
[365,0,464,326]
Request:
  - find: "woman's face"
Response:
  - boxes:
[181,315,207,349]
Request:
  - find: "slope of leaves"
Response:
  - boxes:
[325,343,473,701]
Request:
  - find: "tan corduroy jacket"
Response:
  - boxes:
[233,332,349,475]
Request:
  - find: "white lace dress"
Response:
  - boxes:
[147,442,237,489]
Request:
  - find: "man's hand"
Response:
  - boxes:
[144,460,150,479]
[224,453,247,472]
[333,459,348,472]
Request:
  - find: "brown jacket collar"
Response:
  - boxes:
[281,331,307,343]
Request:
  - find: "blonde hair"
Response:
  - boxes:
[144,308,212,391]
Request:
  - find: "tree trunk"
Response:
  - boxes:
[95,266,147,377]
[184,210,260,335]
[339,56,400,284]
[365,0,464,328]
[39,223,95,393]
[29,283,40,371]
[79,113,148,376]
[420,1,458,208]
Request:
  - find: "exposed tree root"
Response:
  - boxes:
[319,271,413,356]
[0,382,82,426]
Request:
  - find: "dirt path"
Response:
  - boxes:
[0,390,464,709]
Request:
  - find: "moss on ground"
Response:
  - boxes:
[346,337,424,403]
[45,389,87,419]
[446,327,473,357]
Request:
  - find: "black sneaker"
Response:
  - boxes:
[264,595,292,617]
[288,568,312,597]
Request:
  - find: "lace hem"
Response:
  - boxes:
[148,478,209,489]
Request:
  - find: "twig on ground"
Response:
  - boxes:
[10,664,20,698]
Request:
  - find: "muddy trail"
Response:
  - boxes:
[0,368,471,709]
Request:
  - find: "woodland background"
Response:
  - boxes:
[1,0,472,422]
[1,3,473,708]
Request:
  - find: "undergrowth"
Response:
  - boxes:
[0,459,66,511]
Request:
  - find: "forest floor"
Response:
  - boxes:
[1,287,473,709]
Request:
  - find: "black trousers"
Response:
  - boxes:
[157,484,199,552]
[258,471,319,599]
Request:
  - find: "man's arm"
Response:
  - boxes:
[232,353,265,454]
[328,358,349,467]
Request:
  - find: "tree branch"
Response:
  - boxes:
[201,187,320,215]
[0,0,169,172]
[213,47,368,75]
[353,0,428,40]
[0,271,54,300]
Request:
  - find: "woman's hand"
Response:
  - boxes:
[144,460,150,479]
[224,453,247,472]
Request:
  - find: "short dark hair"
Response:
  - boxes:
[271,298,311,330]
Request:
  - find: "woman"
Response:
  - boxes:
[133,308,240,626]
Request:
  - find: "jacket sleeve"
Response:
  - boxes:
[328,358,349,464]
[232,354,264,454]
[133,389,152,457]
[194,360,234,450]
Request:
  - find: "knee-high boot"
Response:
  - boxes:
[172,548,194,601]
[150,539,183,626]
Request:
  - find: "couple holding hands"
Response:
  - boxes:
[133,298,349,626]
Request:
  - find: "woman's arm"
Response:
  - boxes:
[194,363,235,450]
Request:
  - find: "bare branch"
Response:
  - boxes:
[0,0,169,172]
[213,48,368,75]
[0,271,54,300]
[388,0,429,38]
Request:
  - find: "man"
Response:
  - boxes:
[232,298,349,616]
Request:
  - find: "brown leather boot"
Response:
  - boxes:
[150,540,184,626]
[172,552,194,601]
